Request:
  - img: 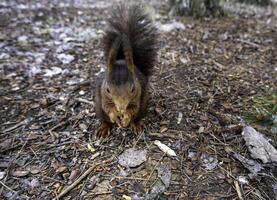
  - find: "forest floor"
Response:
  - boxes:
[0,0,276,199]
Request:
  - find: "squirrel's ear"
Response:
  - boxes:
[123,37,135,75]
[107,38,121,71]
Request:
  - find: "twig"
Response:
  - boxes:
[237,39,260,48]
[1,119,29,134]
[85,191,112,197]
[54,164,98,200]
[234,180,243,200]
[76,98,95,106]
[132,129,145,148]
[49,120,67,140]
[0,180,17,194]
[148,132,181,140]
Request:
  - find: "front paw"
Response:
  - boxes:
[108,111,122,127]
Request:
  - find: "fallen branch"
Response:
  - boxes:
[54,164,99,200]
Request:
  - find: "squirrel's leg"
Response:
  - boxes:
[130,91,149,134]
[95,121,112,139]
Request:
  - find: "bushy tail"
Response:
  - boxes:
[102,3,158,76]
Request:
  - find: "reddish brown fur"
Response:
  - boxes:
[94,3,158,138]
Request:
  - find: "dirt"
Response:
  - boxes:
[0,0,276,199]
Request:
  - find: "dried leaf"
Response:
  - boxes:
[243,126,277,163]
[157,164,171,188]
[118,148,147,168]
[233,153,263,174]
[154,140,177,157]
[145,180,166,200]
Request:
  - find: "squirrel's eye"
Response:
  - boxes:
[106,87,110,93]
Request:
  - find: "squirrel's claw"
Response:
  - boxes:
[131,121,144,135]
[95,122,111,139]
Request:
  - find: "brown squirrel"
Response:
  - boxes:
[95,4,158,138]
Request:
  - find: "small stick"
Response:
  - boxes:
[234,180,243,200]
[76,98,95,106]
[1,119,29,134]
[0,180,17,194]
[54,164,98,200]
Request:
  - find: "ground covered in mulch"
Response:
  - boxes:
[0,0,276,199]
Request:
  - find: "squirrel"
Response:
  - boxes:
[95,4,158,138]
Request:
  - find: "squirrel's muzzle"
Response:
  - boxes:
[115,101,129,114]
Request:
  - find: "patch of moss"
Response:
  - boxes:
[243,94,277,126]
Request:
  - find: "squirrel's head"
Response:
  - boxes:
[103,59,141,114]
